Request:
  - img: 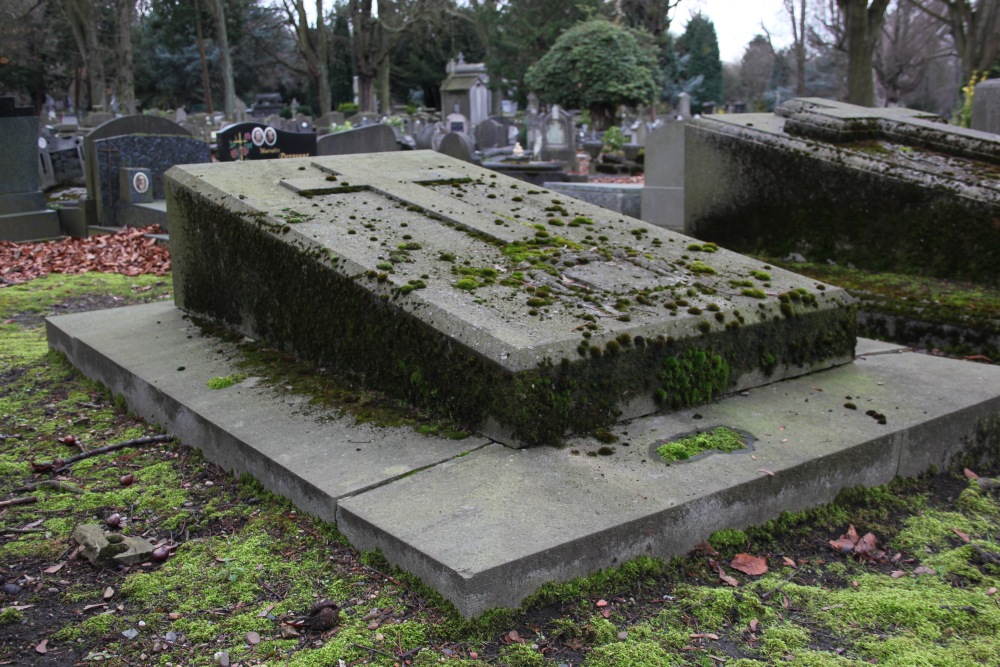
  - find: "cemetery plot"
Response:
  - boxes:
[167,151,856,447]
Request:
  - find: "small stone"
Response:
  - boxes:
[103,587,114,600]
[367,621,379,630]
[168,612,181,621]
[2,583,18,596]
[219,650,230,666]
[245,631,260,645]
[374,633,384,642]
[165,631,177,642]
[618,631,628,640]
[122,628,139,640]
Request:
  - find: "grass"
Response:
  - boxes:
[1,272,999,666]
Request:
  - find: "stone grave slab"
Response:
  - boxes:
[47,304,1000,617]
[685,98,1000,286]
[166,151,856,448]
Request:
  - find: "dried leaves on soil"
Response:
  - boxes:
[0,226,170,286]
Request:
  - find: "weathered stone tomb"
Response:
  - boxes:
[167,151,856,447]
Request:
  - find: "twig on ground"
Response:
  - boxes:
[0,497,38,508]
[31,434,175,473]
[760,565,804,600]
[12,480,85,494]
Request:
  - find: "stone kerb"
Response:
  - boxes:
[684,99,1000,286]
[166,151,856,448]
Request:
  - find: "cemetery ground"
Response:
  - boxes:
[1,233,1000,666]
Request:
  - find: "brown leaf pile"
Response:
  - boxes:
[0,226,170,286]
[829,524,886,562]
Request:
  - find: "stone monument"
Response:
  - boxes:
[166,151,856,448]
[0,96,60,241]
[685,98,1000,286]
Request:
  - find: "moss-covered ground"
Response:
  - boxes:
[1,272,1000,666]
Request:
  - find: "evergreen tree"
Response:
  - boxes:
[677,11,722,112]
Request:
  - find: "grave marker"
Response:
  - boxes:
[217,122,316,161]
[167,151,856,448]
[0,96,61,240]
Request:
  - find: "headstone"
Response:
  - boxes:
[474,116,514,150]
[640,121,686,231]
[216,121,317,161]
[445,111,469,135]
[437,132,476,163]
[971,78,1000,135]
[677,92,692,120]
[175,107,188,123]
[252,93,283,119]
[46,134,85,186]
[316,111,346,131]
[414,124,438,150]
[316,123,398,156]
[685,97,1000,286]
[540,106,577,170]
[167,151,856,448]
[81,111,114,128]
[82,115,209,228]
[0,96,61,240]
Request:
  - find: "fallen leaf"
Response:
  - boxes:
[964,468,980,479]
[913,566,936,576]
[718,570,739,587]
[731,553,768,576]
[595,599,608,607]
[854,532,878,558]
[601,608,611,618]
[507,630,522,643]
[34,640,47,654]
[257,603,275,618]
[781,594,791,609]
[782,556,796,567]
[692,541,719,556]
[103,587,114,600]
[749,619,759,632]
[951,528,971,543]
[986,587,997,596]
[891,570,906,578]
[43,562,65,574]
[756,468,775,477]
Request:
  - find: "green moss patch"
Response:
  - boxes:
[656,426,748,462]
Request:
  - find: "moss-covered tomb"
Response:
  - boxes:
[167,151,856,447]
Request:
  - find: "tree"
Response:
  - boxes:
[875,1,954,106]
[489,0,610,103]
[618,0,683,37]
[524,19,659,130]
[907,0,1000,83]
[677,12,723,112]
[59,0,109,110]
[209,0,236,118]
[837,0,891,105]
[281,0,331,115]
[784,0,808,94]
[738,35,777,109]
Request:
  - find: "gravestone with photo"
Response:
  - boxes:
[0,96,61,240]
[83,115,210,228]
[216,122,317,162]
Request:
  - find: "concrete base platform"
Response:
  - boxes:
[0,209,61,242]
[47,303,1000,617]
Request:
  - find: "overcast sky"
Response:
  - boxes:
[680,0,793,63]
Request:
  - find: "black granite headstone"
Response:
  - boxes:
[93,134,209,226]
[217,122,317,161]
